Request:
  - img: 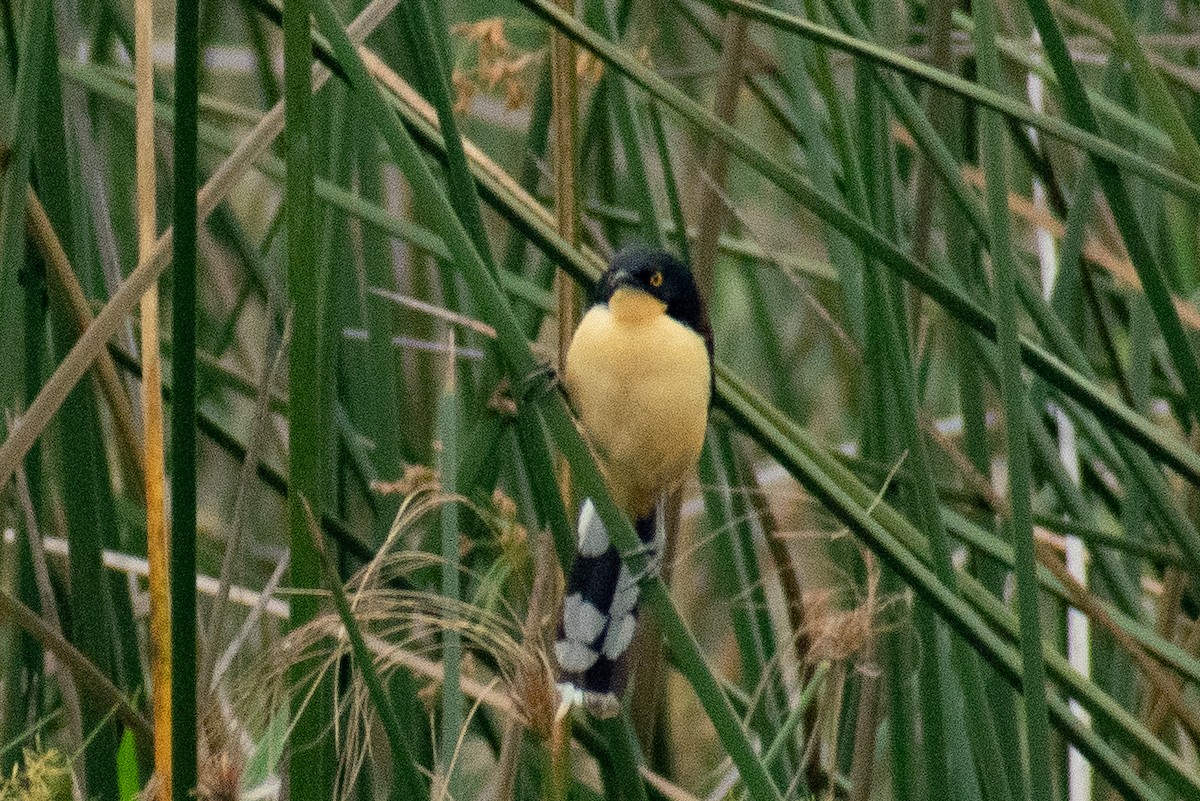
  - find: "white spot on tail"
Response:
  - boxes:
[556,682,621,719]
[609,566,639,621]
[562,592,606,643]
[555,640,599,672]
[583,691,621,718]
[557,681,586,709]
[577,498,609,557]
[602,613,637,660]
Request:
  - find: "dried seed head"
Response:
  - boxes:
[0,748,71,801]
[801,553,895,664]
[372,464,439,496]
[196,752,243,801]
[450,17,540,114]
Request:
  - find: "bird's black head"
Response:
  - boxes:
[596,247,709,336]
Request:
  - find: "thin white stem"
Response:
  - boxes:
[1028,29,1092,801]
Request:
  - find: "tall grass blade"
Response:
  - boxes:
[647,107,690,265]
[134,0,172,795]
[437,339,464,800]
[0,0,394,495]
[511,0,1200,489]
[0,588,152,740]
[1021,0,1200,425]
[309,8,781,792]
[351,109,408,530]
[300,501,426,799]
[170,0,201,796]
[550,0,580,374]
[690,9,747,290]
[591,0,663,251]
[283,0,335,796]
[1086,0,1200,183]
[973,0,1052,796]
[0,0,51,332]
[710,0,1200,204]
[715,367,1170,799]
[399,0,495,273]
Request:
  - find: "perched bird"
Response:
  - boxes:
[555,247,713,717]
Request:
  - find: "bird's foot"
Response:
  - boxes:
[487,363,558,417]
[516,362,559,404]
[620,540,665,584]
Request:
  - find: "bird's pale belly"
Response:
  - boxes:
[565,301,711,518]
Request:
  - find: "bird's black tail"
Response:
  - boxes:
[555,499,661,717]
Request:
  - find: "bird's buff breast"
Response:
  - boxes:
[564,291,711,518]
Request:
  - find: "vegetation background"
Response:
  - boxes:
[2,0,1200,799]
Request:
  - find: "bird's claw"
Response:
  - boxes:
[487,363,559,418]
[516,362,559,404]
[622,540,665,583]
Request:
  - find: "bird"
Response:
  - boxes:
[555,246,714,717]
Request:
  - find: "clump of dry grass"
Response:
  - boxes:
[142,751,242,801]
[0,748,72,801]
[371,465,440,498]
[800,552,897,665]
[450,18,540,112]
[448,16,618,114]
[195,751,242,801]
[231,487,558,797]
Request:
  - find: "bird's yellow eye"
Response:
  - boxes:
[649,271,664,288]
